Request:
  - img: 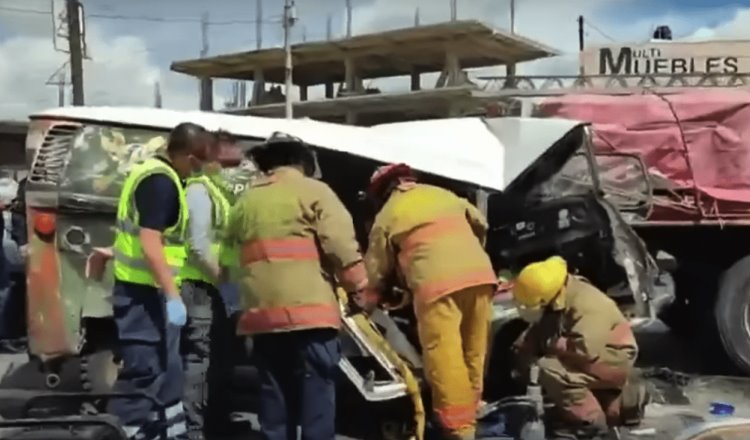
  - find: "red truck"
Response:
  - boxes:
[536,89,750,374]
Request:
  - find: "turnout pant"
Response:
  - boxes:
[537,352,635,428]
[416,284,494,440]
[180,280,235,435]
[108,283,187,440]
[254,328,341,440]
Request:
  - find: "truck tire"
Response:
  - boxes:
[714,256,750,375]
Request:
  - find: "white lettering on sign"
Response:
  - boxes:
[580,41,750,76]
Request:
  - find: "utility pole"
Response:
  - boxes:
[326,13,333,40]
[154,81,162,108]
[414,7,420,26]
[283,0,297,119]
[66,0,84,105]
[345,0,352,37]
[255,0,263,49]
[510,0,515,33]
[578,15,585,51]
[57,72,66,106]
[199,12,213,111]
[450,0,457,21]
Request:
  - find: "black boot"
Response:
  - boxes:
[620,379,650,427]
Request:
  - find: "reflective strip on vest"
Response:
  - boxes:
[180,175,232,284]
[113,159,188,288]
[240,237,319,265]
[113,248,181,276]
[117,218,184,246]
[237,303,341,334]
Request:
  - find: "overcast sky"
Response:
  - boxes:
[0,0,749,118]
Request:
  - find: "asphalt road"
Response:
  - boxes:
[0,321,745,440]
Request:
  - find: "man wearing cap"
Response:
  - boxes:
[361,163,497,440]
[225,132,367,440]
[511,256,648,437]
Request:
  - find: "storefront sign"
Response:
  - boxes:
[580,41,750,75]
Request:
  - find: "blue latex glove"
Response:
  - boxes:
[166,298,187,326]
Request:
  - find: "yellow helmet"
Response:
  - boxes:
[513,256,568,309]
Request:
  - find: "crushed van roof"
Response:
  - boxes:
[30,106,584,192]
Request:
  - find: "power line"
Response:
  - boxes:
[87,13,279,26]
[0,5,50,15]
[0,5,278,26]
[584,19,616,42]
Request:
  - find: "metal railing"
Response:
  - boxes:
[477,72,750,97]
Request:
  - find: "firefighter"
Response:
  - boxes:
[512,256,648,437]
[225,132,367,440]
[108,122,210,440]
[179,129,239,438]
[361,163,497,440]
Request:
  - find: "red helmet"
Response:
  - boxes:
[367,163,415,199]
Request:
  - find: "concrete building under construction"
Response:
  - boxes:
[170,20,560,125]
[170,20,750,125]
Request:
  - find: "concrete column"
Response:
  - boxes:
[251,69,266,105]
[344,56,363,93]
[345,110,357,125]
[445,45,461,87]
[199,78,213,111]
[504,63,517,89]
[325,82,334,98]
[410,70,421,91]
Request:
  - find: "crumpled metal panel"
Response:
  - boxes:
[26,122,259,358]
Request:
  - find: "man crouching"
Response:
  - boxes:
[511,256,649,438]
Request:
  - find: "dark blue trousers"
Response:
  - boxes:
[254,328,341,440]
[108,282,187,440]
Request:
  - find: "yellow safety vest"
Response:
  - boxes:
[180,174,231,285]
[113,158,189,288]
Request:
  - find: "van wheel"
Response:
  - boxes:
[714,256,750,375]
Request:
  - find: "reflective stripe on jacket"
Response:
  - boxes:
[113,158,189,287]
[180,174,231,285]
[365,183,496,307]
[225,166,365,335]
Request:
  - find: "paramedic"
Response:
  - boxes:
[179,130,237,437]
[108,122,210,440]
[512,256,648,437]
[226,132,367,440]
[361,163,497,440]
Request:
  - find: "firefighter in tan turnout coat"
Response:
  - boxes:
[512,256,649,436]
[225,132,367,440]
[361,163,497,440]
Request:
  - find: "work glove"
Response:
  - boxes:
[350,286,381,315]
[166,298,187,327]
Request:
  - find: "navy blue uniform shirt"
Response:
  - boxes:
[115,158,181,295]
